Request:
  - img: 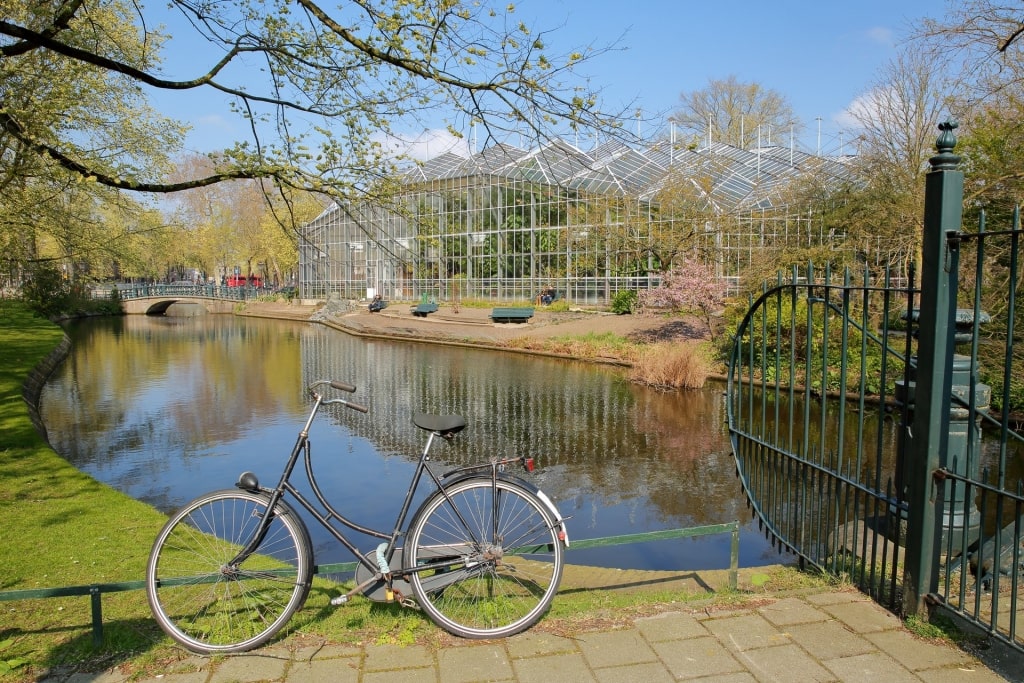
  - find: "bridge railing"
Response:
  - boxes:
[90,284,256,301]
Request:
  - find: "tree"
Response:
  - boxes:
[670,75,800,149]
[639,259,726,339]
[958,89,1024,217]
[166,155,320,284]
[916,1,1024,102]
[0,0,184,284]
[1,0,630,200]
[837,47,955,273]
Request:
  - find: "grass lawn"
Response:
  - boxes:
[0,300,824,682]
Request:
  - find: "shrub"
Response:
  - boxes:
[20,263,71,318]
[610,290,638,315]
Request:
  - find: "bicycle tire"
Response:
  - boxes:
[146,489,313,653]
[406,477,563,638]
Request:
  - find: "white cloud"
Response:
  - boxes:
[835,87,888,131]
[373,129,472,161]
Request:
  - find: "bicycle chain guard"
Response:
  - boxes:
[353,547,412,602]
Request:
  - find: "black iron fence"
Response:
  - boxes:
[727,121,1024,657]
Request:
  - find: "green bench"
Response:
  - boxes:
[412,303,438,317]
[490,307,534,323]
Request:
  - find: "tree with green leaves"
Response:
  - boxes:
[1,0,629,200]
[0,0,184,287]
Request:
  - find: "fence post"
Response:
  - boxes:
[902,121,963,617]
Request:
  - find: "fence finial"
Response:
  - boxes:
[930,120,961,170]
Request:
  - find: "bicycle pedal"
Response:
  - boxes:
[330,594,349,606]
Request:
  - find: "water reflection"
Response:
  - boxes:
[41,315,778,570]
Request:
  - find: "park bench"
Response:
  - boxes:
[412,302,438,317]
[490,307,534,323]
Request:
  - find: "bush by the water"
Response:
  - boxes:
[629,341,709,389]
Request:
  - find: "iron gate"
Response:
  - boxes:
[727,122,1024,656]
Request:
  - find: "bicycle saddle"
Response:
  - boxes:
[413,412,466,437]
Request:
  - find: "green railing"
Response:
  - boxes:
[89,283,257,301]
[0,521,739,647]
[727,121,1024,658]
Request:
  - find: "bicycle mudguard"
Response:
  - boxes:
[438,471,570,548]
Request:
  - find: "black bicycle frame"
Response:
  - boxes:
[228,391,529,581]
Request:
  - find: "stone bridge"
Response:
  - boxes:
[121,296,239,315]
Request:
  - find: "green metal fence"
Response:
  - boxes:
[0,522,739,647]
[727,121,1024,657]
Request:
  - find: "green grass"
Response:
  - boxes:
[0,298,820,682]
[505,331,643,362]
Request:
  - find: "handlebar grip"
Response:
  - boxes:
[345,401,370,413]
[330,380,357,392]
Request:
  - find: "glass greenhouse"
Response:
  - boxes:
[298,138,853,305]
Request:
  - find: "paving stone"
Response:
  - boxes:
[63,671,128,683]
[511,653,596,683]
[736,643,836,682]
[786,620,876,659]
[209,654,289,682]
[436,644,513,683]
[805,589,865,606]
[289,644,361,662]
[575,629,657,669]
[362,643,432,671]
[284,657,359,683]
[701,613,792,651]
[910,663,1012,682]
[153,674,209,683]
[133,673,208,683]
[361,667,437,683]
[681,675,757,683]
[820,599,902,633]
[506,631,578,658]
[593,661,675,683]
[758,596,832,626]
[650,636,745,680]
[822,652,922,682]
[865,628,975,671]
[635,611,709,641]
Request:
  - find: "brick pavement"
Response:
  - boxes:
[41,585,1009,683]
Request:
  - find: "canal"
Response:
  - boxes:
[39,313,777,571]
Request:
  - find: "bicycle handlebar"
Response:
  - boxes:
[309,379,369,413]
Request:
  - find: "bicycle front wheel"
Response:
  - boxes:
[407,478,564,638]
[146,490,313,653]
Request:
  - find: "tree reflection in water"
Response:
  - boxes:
[41,314,778,570]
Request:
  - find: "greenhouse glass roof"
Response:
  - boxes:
[399,137,854,212]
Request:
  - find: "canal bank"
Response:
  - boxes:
[238,299,712,363]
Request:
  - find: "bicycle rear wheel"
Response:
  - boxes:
[406,478,563,638]
[146,490,313,653]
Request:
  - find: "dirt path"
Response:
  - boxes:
[240,300,711,349]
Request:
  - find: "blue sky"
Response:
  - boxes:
[152,0,948,158]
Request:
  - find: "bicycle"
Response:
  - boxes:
[146,379,569,654]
